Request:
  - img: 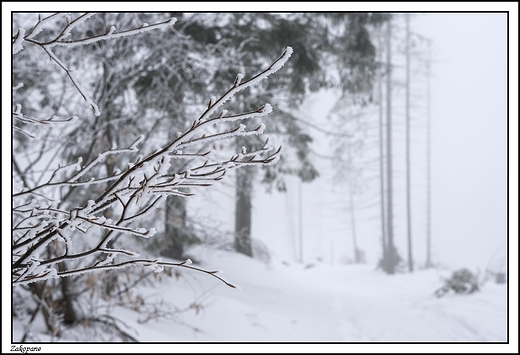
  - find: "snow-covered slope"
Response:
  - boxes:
[108,246,507,342]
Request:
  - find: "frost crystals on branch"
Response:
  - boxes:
[13,13,177,116]
[12,21,292,287]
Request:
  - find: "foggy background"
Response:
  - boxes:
[191,12,509,271]
[414,13,508,269]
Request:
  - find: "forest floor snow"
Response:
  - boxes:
[116,246,507,342]
[11,245,509,350]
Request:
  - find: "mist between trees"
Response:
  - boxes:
[11,12,442,341]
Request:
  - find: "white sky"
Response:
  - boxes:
[411,13,511,269]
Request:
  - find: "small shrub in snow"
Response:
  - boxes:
[434,268,480,298]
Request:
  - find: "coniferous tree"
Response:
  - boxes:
[221,13,389,257]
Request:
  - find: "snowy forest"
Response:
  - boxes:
[9,11,512,350]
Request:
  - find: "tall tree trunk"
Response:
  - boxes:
[234,165,253,257]
[162,88,190,260]
[346,149,361,263]
[298,179,303,263]
[405,14,414,272]
[377,30,387,264]
[162,195,189,260]
[58,261,79,325]
[425,39,433,268]
[348,183,361,263]
[384,17,397,274]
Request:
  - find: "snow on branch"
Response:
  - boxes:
[195,47,292,123]
[12,15,291,287]
[12,28,26,54]
[42,16,177,48]
[14,13,177,117]
[24,13,64,40]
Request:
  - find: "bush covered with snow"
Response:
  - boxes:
[11,12,291,340]
[12,13,290,287]
[434,268,480,297]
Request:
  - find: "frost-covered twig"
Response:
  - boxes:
[41,45,101,116]
[30,16,177,48]
[95,47,291,203]
[46,259,236,288]
[12,103,78,138]
[13,138,141,198]
[24,13,63,40]
[12,28,291,286]
[14,13,177,117]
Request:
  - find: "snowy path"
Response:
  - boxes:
[120,248,507,342]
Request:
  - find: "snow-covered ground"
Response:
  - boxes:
[122,247,508,342]
[12,245,511,352]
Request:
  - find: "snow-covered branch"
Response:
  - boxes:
[12,14,291,286]
[14,13,177,117]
